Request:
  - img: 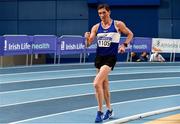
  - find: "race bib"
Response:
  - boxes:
[97,37,112,47]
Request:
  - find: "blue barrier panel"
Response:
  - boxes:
[132,37,152,52]
[3,35,31,56]
[58,36,85,55]
[32,35,57,54]
[0,36,4,56]
[85,38,97,53]
[119,37,133,52]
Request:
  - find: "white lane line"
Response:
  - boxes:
[1,61,180,70]
[9,94,180,124]
[1,76,180,94]
[1,84,180,108]
[0,63,94,70]
[0,66,179,76]
[0,68,95,76]
[1,70,180,84]
[105,106,180,124]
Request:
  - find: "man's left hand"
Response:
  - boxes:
[118,45,126,53]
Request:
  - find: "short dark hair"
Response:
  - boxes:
[97,4,110,12]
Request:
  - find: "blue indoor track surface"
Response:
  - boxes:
[0,62,180,124]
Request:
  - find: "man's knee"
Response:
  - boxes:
[93,76,104,90]
[93,82,101,90]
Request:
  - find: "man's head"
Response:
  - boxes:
[97,4,111,21]
[97,4,110,11]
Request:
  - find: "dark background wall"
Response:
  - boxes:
[158,0,180,38]
[88,5,159,38]
[0,0,88,36]
[0,0,179,38]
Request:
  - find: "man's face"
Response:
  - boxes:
[98,8,110,21]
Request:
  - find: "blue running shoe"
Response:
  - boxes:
[103,109,114,120]
[95,111,104,123]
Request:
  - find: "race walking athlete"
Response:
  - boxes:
[84,4,133,123]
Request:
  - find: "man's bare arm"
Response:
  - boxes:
[117,21,133,45]
[116,21,133,53]
[84,24,98,47]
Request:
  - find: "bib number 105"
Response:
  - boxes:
[97,40,111,47]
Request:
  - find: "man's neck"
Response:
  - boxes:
[101,18,112,27]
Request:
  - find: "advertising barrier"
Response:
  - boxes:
[3,35,31,56]
[32,35,57,54]
[85,38,97,53]
[173,39,180,53]
[58,36,85,55]
[0,36,4,56]
[152,38,180,53]
[132,37,152,52]
[2,36,180,56]
[152,38,174,53]
[1,35,180,65]
[57,35,85,63]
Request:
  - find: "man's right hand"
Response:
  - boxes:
[84,32,91,47]
[84,32,90,39]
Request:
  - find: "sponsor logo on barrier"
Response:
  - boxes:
[4,41,50,51]
[0,37,4,55]
[133,44,147,49]
[5,42,30,50]
[66,43,84,50]
[32,43,50,49]
[61,41,85,50]
[4,40,7,51]
[132,37,152,52]
[61,41,65,50]
[152,38,180,53]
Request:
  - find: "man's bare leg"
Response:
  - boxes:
[93,65,111,112]
[103,76,111,110]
